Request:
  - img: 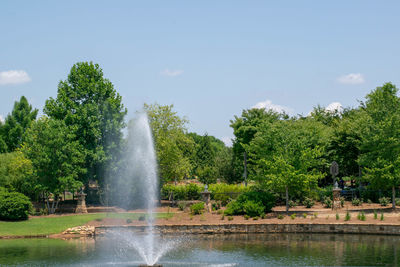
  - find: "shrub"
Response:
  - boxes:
[288,200,297,208]
[244,214,250,220]
[317,186,333,202]
[340,197,345,207]
[302,213,307,218]
[336,213,339,220]
[227,216,233,221]
[379,197,390,207]
[220,214,224,220]
[187,183,202,200]
[212,201,221,211]
[303,197,314,208]
[374,210,378,219]
[0,189,32,221]
[345,211,351,221]
[138,215,146,221]
[323,197,332,208]
[380,213,384,221]
[290,214,296,220]
[395,198,400,206]
[253,216,259,220]
[243,200,264,217]
[177,202,187,211]
[352,198,361,206]
[126,218,132,224]
[313,213,318,219]
[190,202,205,215]
[367,199,373,204]
[260,213,265,219]
[277,214,284,220]
[209,183,248,205]
[217,209,224,215]
[224,190,275,216]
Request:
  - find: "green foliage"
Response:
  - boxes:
[290,213,296,220]
[303,213,307,218]
[208,183,248,205]
[323,197,332,208]
[288,200,297,208]
[379,197,390,206]
[224,190,275,216]
[44,62,126,186]
[244,214,250,220]
[380,213,384,221]
[177,202,187,211]
[1,96,38,152]
[126,218,132,224]
[395,198,400,206]
[197,166,217,185]
[190,202,205,215]
[160,183,201,201]
[227,216,233,221]
[336,213,339,220]
[352,198,362,206]
[345,211,351,221]
[277,214,284,220]
[0,188,32,221]
[144,103,194,182]
[303,197,315,208]
[0,152,35,197]
[374,210,378,219]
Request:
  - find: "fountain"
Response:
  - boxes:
[108,112,181,267]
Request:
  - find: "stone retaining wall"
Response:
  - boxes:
[95,223,400,236]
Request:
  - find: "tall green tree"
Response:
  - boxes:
[144,103,194,183]
[230,108,284,182]
[358,83,400,209]
[249,118,326,212]
[2,96,38,152]
[44,62,127,187]
[22,117,86,213]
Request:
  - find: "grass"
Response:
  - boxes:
[0,212,173,237]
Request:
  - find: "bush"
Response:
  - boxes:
[244,214,250,220]
[345,211,351,221]
[290,214,296,220]
[209,183,248,205]
[0,188,32,221]
[352,198,361,206]
[288,200,298,208]
[190,202,205,215]
[177,202,187,211]
[227,216,233,221]
[224,190,275,216]
[323,197,332,208]
[336,213,339,220]
[243,200,264,217]
[212,201,221,211]
[395,198,400,206]
[138,215,146,221]
[379,197,390,206]
[340,197,345,207]
[277,214,284,219]
[126,218,132,224]
[303,197,314,208]
[317,186,332,202]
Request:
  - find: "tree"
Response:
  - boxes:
[230,108,284,182]
[144,103,194,182]
[249,118,326,213]
[358,83,400,209]
[0,151,34,198]
[44,62,126,187]
[22,117,86,213]
[2,96,38,152]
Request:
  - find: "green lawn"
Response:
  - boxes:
[0,212,173,237]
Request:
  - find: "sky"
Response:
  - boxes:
[1,1,399,146]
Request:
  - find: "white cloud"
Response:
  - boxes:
[160,69,184,77]
[252,99,293,114]
[221,136,233,147]
[325,102,343,113]
[337,73,365,85]
[0,115,4,123]
[0,70,31,85]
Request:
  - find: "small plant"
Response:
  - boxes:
[138,215,146,221]
[253,216,259,220]
[290,214,296,220]
[340,197,345,207]
[367,199,373,204]
[288,200,297,208]
[228,216,233,221]
[396,198,400,206]
[178,202,187,211]
[374,210,378,219]
[303,197,315,208]
[326,215,330,220]
[217,209,224,215]
[323,197,333,208]
[189,214,194,220]
[200,214,206,221]
[277,214,284,220]
[379,197,390,207]
[336,213,339,220]
[190,202,205,215]
[302,213,307,218]
[95,218,103,222]
[244,214,250,220]
[345,211,351,221]
[126,218,132,224]
[360,211,366,221]
[380,213,384,221]
[352,198,361,206]
[212,202,221,211]
[260,213,266,219]
[220,214,225,220]
[313,213,318,219]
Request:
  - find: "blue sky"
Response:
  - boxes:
[1,1,399,145]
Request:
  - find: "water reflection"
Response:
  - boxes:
[0,234,399,266]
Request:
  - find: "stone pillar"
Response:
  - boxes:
[201,191,212,213]
[332,188,341,210]
[75,192,88,213]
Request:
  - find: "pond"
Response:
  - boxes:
[0,233,399,266]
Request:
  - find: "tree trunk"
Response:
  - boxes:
[285,186,289,214]
[392,186,396,210]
